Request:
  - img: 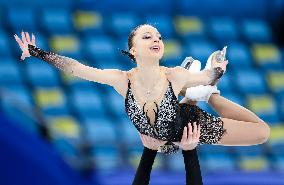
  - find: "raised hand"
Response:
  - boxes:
[14,31,36,60]
[139,133,167,151]
[173,122,201,151]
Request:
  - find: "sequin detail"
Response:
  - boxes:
[125,80,227,154]
[28,44,76,74]
[177,104,227,145]
[125,79,180,154]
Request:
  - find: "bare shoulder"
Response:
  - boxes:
[111,69,131,98]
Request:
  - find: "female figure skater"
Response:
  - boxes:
[14,24,269,155]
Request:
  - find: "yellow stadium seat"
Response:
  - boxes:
[73,11,102,30]
[267,125,284,144]
[47,115,81,139]
[174,16,203,36]
[49,36,79,53]
[266,71,284,93]
[163,39,182,59]
[239,156,269,171]
[247,95,276,114]
[34,88,66,109]
[252,44,281,65]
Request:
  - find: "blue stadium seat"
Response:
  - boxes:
[199,144,232,156]
[25,61,60,87]
[41,9,73,34]
[144,15,175,38]
[107,91,126,118]
[234,70,267,94]
[95,59,122,69]
[120,118,140,145]
[222,92,245,107]
[0,61,23,85]
[0,85,37,133]
[52,138,79,157]
[85,36,117,61]
[273,155,284,170]
[217,73,233,93]
[278,96,284,120]
[92,145,120,170]
[107,13,139,38]
[6,8,37,32]
[208,17,238,44]
[185,39,218,63]
[70,87,105,120]
[0,31,12,57]
[269,142,284,157]
[83,118,117,144]
[0,85,34,109]
[202,154,235,171]
[167,152,184,171]
[32,33,49,50]
[227,42,253,69]
[61,73,97,90]
[242,19,272,43]
[233,145,264,157]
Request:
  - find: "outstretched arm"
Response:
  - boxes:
[14,32,127,92]
[172,53,228,89]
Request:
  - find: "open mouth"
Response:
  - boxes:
[150,45,160,52]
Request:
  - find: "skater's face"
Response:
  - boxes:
[129,25,164,62]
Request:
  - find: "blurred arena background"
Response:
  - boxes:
[1,0,284,184]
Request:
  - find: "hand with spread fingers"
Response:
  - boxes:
[173,122,201,151]
[14,31,36,61]
[139,133,167,151]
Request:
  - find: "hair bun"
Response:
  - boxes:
[120,49,136,63]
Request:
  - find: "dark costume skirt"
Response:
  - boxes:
[160,103,227,154]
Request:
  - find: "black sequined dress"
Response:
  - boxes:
[125,78,227,154]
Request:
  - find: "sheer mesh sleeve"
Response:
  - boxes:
[28,44,78,75]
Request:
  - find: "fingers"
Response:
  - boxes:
[25,32,30,43]
[197,124,201,139]
[139,133,145,143]
[14,34,24,49]
[192,122,197,140]
[21,31,27,44]
[181,125,188,143]
[31,33,36,45]
[187,123,193,141]
[20,53,25,61]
